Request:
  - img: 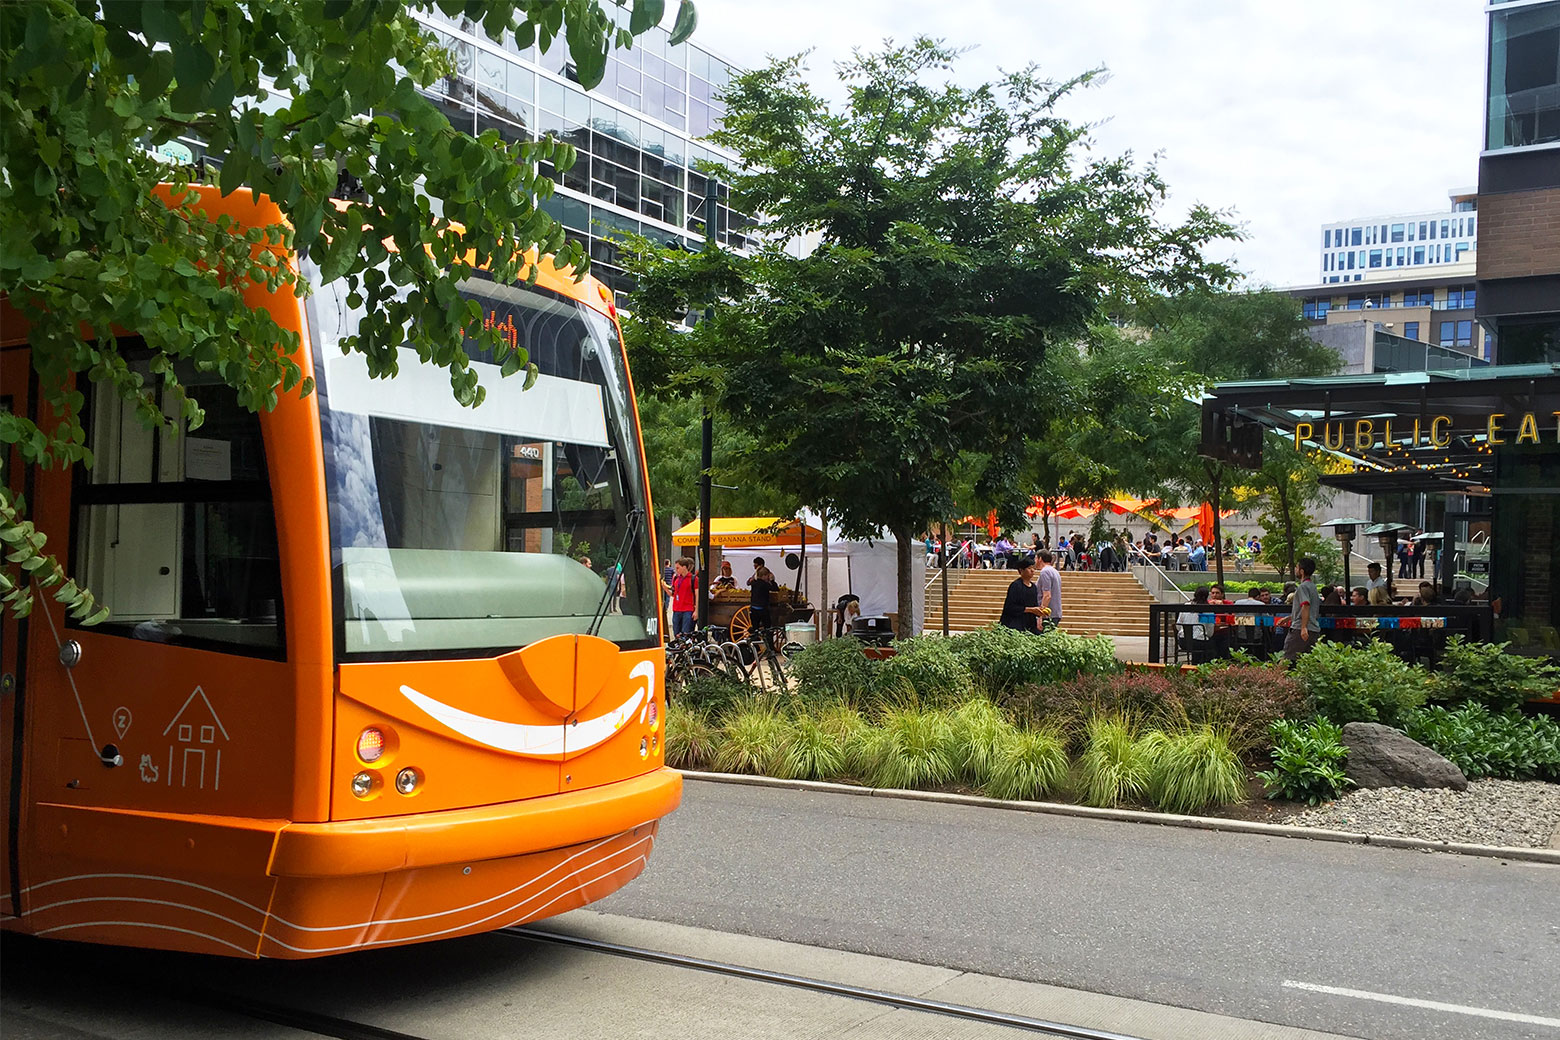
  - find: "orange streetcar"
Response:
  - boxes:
[0,187,680,958]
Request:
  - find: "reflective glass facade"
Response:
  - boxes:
[1487,1,1560,150]
[414,9,752,294]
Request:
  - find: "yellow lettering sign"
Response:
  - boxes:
[1383,419,1394,447]
[1324,422,1345,451]
[1430,416,1452,447]
[1517,412,1539,444]
[1487,413,1506,445]
[1413,418,1422,447]
[1354,419,1375,451]
[1293,421,1313,449]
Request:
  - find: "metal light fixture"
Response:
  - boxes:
[1321,517,1371,591]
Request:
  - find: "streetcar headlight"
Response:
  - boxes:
[351,771,376,798]
[395,767,422,795]
[357,727,386,764]
[639,736,649,759]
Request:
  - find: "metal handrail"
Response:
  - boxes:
[1129,558,1192,602]
[923,540,976,590]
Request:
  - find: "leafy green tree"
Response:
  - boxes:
[0,0,694,619]
[622,40,1238,624]
[1233,436,1334,577]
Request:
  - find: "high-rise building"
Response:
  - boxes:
[411,8,751,295]
[1315,189,1478,284]
[1477,0,1560,364]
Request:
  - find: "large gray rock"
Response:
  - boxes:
[1341,722,1468,791]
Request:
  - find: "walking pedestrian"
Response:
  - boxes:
[1036,550,1063,632]
[665,557,697,637]
[1283,557,1321,662]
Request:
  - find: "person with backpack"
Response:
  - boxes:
[665,557,698,637]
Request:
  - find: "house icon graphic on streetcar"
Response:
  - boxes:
[162,686,229,791]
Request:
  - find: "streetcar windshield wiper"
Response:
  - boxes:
[589,507,644,637]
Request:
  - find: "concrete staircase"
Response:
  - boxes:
[922,568,1155,637]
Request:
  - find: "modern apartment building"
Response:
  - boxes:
[1477,0,1560,365]
[1289,275,1489,359]
[412,7,749,295]
[1316,189,1478,284]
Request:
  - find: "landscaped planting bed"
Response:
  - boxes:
[667,628,1560,848]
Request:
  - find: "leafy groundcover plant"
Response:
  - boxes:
[1401,703,1560,781]
[1257,717,1352,805]
[951,626,1120,698]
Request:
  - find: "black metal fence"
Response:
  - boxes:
[1146,603,1494,666]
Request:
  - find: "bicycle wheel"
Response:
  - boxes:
[729,606,753,642]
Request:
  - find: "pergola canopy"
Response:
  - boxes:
[1201,363,1560,493]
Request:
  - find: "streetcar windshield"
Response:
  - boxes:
[306,261,655,657]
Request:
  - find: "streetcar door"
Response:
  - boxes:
[1,345,31,918]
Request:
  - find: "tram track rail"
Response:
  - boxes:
[506,925,1151,1040]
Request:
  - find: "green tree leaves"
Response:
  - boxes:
[0,0,695,620]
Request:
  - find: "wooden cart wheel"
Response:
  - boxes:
[729,606,753,641]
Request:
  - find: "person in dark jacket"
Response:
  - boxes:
[747,557,781,633]
[998,556,1044,634]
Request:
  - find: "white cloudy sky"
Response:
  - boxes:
[688,0,1487,289]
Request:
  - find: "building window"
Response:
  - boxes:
[1347,295,1365,311]
[1441,219,1450,238]
[1413,246,1425,265]
[1469,215,1477,238]
[1456,242,1470,261]
[1323,229,1331,248]
[1420,221,1428,239]
[1350,227,1362,246]
[1456,320,1473,348]
[1465,286,1477,309]
[1390,223,1405,242]
[1447,287,1464,309]
[1439,320,1455,345]
[1404,321,1420,341]
[1368,249,1383,268]
[1347,252,1356,270]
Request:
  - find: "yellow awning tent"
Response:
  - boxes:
[671,517,824,548]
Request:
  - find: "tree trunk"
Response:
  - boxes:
[819,506,830,640]
[894,522,915,639]
[1279,482,1296,575]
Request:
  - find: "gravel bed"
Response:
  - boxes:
[1288,779,1560,849]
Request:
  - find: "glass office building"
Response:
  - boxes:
[1316,190,1478,285]
[412,7,752,295]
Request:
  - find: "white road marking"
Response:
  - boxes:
[1283,980,1560,1029]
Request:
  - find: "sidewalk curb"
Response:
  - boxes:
[680,770,1560,865]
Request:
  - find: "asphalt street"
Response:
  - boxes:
[598,779,1560,1040]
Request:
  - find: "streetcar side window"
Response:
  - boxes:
[73,356,283,655]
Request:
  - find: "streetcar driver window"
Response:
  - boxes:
[73,350,283,654]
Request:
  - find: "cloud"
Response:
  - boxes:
[692,0,1485,288]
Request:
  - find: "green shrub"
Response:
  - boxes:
[713,705,791,775]
[945,699,1013,786]
[1291,640,1426,726]
[790,637,878,709]
[664,704,720,770]
[773,714,850,781]
[951,626,1120,698]
[1076,716,1156,807]
[677,672,752,719]
[1002,670,1185,748]
[857,708,959,789]
[1401,703,1560,781]
[1431,637,1560,713]
[1146,727,1247,814]
[1256,718,1352,805]
[874,636,975,709]
[982,728,1069,801]
[1181,664,1307,755]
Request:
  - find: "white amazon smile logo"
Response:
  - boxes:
[398,661,656,760]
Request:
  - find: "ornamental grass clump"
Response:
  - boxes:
[1145,726,1246,814]
[664,704,720,771]
[1077,716,1156,808]
[946,698,1013,787]
[982,728,1069,802]
[713,704,792,775]
[858,708,959,790]
[773,713,850,781]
